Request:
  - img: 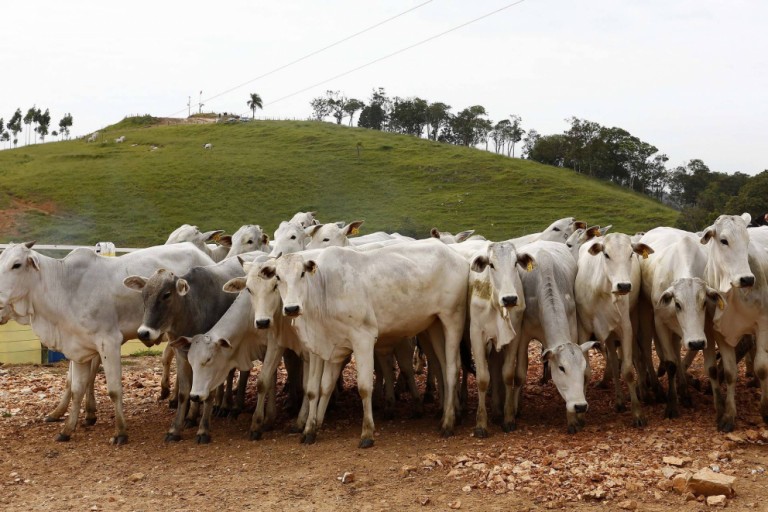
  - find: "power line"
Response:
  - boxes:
[167,0,434,117]
[247,0,528,113]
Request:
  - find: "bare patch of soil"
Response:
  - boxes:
[0,198,57,237]
[0,348,766,511]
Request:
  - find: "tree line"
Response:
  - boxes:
[0,107,74,149]
[309,88,766,231]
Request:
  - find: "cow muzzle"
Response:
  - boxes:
[255,318,271,329]
[613,282,632,295]
[283,305,301,317]
[574,403,589,414]
[189,394,201,403]
[736,275,755,288]
[686,339,706,351]
[501,295,518,307]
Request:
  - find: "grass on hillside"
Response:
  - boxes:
[0,119,677,246]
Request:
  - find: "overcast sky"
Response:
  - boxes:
[3,0,766,174]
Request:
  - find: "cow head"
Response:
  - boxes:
[0,241,40,308]
[124,269,189,346]
[270,221,309,258]
[543,341,600,421]
[226,224,270,258]
[165,224,224,248]
[656,277,725,350]
[288,211,319,229]
[430,228,476,244]
[470,241,531,312]
[700,214,755,292]
[566,225,601,260]
[270,253,317,317]
[539,217,587,243]
[224,260,282,330]
[172,334,233,402]
[306,220,364,249]
[586,233,653,296]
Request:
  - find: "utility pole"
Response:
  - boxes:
[187,96,191,117]
[198,90,204,114]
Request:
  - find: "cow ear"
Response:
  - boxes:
[517,252,535,272]
[217,338,232,349]
[700,227,715,245]
[223,277,246,293]
[741,212,752,225]
[344,220,364,236]
[541,348,554,361]
[170,336,192,349]
[176,278,189,296]
[259,265,276,280]
[27,254,40,271]
[632,243,654,259]
[454,230,475,243]
[599,225,613,236]
[580,341,601,354]
[706,286,726,312]
[306,224,323,237]
[261,233,270,246]
[588,242,604,256]
[217,235,232,248]
[430,228,441,239]
[24,240,36,249]
[657,287,674,308]
[470,254,490,273]
[584,226,601,240]
[573,221,587,231]
[304,260,318,275]
[242,261,253,274]
[124,275,148,291]
[203,230,225,243]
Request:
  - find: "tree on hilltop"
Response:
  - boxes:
[247,93,263,119]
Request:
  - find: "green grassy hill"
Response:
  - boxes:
[0,118,677,246]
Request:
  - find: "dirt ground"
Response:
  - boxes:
[1,348,767,512]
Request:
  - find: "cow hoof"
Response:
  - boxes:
[615,403,627,413]
[168,399,178,409]
[249,430,263,441]
[83,417,97,427]
[183,419,197,429]
[567,424,578,435]
[632,416,647,428]
[439,428,454,438]
[216,408,230,418]
[164,433,182,443]
[288,424,303,434]
[44,416,63,423]
[112,435,128,446]
[473,427,488,439]
[159,388,170,400]
[502,422,516,433]
[358,438,374,449]
[718,419,735,433]
[55,433,71,442]
[301,432,317,445]
[196,434,211,444]
[229,409,241,420]
[664,408,680,420]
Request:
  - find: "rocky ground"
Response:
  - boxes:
[0,347,766,511]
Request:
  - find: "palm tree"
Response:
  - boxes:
[247,93,263,119]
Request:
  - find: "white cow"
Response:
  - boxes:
[270,221,309,257]
[511,217,587,247]
[166,224,227,262]
[288,211,318,228]
[508,241,600,433]
[699,214,767,431]
[263,239,469,447]
[430,228,477,244]
[115,135,126,143]
[0,242,213,444]
[306,221,365,249]
[637,227,723,419]
[224,224,271,258]
[575,233,654,427]
[203,143,213,149]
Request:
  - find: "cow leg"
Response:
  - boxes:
[437,318,462,438]
[753,325,768,423]
[502,337,525,432]
[166,348,192,442]
[212,384,224,415]
[231,369,250,418]
[470,323,490,438]
[488,349,505,424]
[195,396,215,444]
[217,369,235,417]
[101,342,128,445]
[604,337,625,411]
[249,342,284,440]
[46,360,74,422]
[377,352,397,420]
[300,353,323,443]
[654,320,680,419]
[186,397,200,428]
[56,360,91,442]
[393,338,423,418]
[83,356,100,426]
[160,343,174,401]
[672,336,693,409]
[316,360,344,428]
[619,322,645,428]
[418,334,439,405]
[372,354,385,411]
[283,349,304,416]
[718,343,738,432]
[292,356,311,433]
[637,301,664,403]
[355,348,376,449]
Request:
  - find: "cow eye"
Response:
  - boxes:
[275,275,281,281]
[323,238,330,242]
[489,263,495,270]
[720,239,728,246]
[553,227,561,232]
[162,291,172,300]
[11,262,21,270]
[675,301,682,311]
[604,253,610,260]
[566,243,573,248]
[290,235,296,240]
[301,271,305,278]
[558,365,565,373]
[245,287,252,295]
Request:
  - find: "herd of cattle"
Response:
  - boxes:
[0,211,766,449]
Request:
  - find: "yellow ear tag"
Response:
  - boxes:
[350,227,360,235]
[212,233,221,242]
[642,249,649,259]
[526,261,534,272]
[717,297,725,310]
